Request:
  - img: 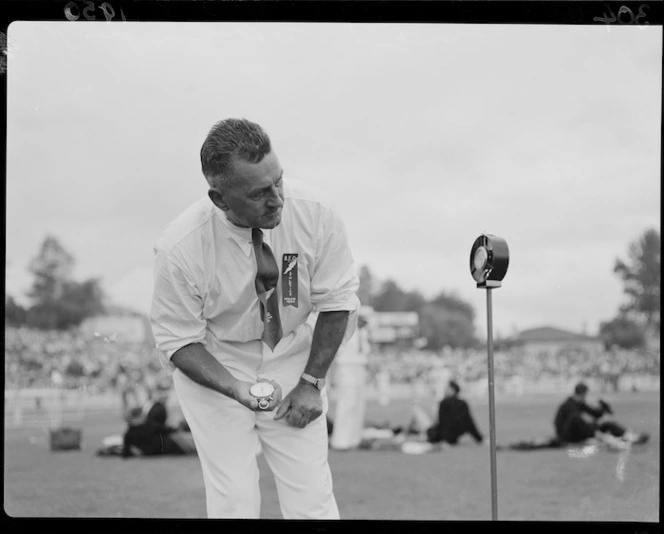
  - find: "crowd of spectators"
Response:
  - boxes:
[367,344,660,394]
[4,325,660,400]
[4,325,171,408]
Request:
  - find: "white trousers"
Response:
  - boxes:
[330,364,368,449]
[172,370,340,519]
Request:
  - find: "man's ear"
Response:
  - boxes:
[208,188,229,212]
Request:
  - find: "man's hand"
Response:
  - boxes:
[598,399,613,415]
[231,377,283,412]
[231,381,260,410]
[274,383,323,428]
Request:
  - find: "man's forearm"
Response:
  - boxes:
[583,403,604,419]
[302,310,350,379]
[171,342,238,398]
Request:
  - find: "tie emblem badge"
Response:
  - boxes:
[282,253,299,307]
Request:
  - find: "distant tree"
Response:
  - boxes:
[372,279,408,312]
[59,278,106,326]
[614,228,660,331]
[5,295,27,326]
[419,304,476,350]
[403,290,426,312]
[430,291,475,324]
[417,291,477,350]
[27,235,75,304]
[24,235,105,330]
[599,315,646,350]
[361,271,477,348]
[371,279,425,312]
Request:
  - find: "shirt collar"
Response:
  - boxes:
[215,208,253,256]
[214,207,273,256]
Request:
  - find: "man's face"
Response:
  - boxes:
[212,151,285,229]
[573,388,588,402]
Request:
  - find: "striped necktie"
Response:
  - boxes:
[252,228,283,350]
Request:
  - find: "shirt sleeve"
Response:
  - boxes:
[310,202,360,344]
[150,247,207,371]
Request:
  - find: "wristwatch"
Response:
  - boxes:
[301,373,325,391]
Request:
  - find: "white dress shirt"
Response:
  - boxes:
[150,178,360,387]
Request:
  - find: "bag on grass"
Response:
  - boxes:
[50,427,82,451]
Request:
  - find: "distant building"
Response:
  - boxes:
[366,310,419,349]
[498,326,604,357]
[79,305,152,345]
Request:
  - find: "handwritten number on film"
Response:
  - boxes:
[65,1,126,22]
[594,4,649,24]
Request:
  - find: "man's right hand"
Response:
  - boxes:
[231,381,260,410]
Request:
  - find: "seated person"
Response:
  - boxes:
[553,381,649,447]
[389,380,484,449]
[423,380,484,446]
[122,383,196,458]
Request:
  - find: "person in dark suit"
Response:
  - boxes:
[425,380,484,446]
[122,384,196,458]
[553,381,649,446]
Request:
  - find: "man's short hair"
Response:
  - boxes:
[448,380,461,395]
[574,382,589,395]
[200,118,272,190]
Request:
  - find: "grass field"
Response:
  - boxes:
[3,389,660,522]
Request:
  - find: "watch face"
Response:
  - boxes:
[473,246,489,271]
[250,382,275,398]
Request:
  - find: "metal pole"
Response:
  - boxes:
[486,288,498,520]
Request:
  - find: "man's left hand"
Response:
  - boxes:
[274,383,323,428]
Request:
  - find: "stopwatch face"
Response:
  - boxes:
[473,246,489,271]
[250,382,275,398]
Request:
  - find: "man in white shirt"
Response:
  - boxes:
[150,118,359,519]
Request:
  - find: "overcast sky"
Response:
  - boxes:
[5,22,661,339]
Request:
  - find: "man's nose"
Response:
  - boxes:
[266,186,284,208]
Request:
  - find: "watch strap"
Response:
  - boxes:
[301,373,325,390]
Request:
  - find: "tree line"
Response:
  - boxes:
[358,266,479,350]
[5,228,660,351]
[5,234,480,349]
